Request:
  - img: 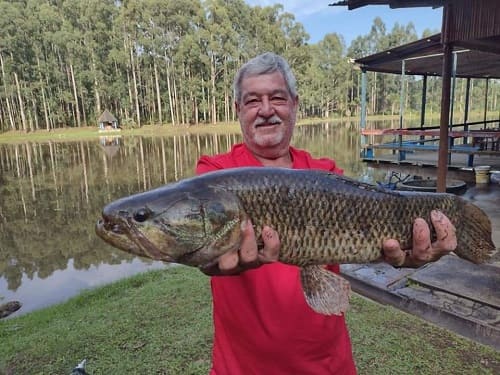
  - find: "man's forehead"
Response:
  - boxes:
[240,72,288,95]
[242,71,284,83]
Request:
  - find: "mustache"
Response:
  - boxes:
[254,115,282,127]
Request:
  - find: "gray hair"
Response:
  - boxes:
[233,52,297,104]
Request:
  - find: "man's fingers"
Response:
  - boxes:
[217,220,280,274]
[238,219,259,264]
[412,218,432,253]
[259,225,280,263]
[382,212,457,269]
[219,219,257,274]
[382,239,405,266]
[218,250,240,273]
[430,210,457,252]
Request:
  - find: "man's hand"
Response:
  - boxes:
[200,219,280,276]
[382,210,457,267]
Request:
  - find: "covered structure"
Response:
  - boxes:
[354,32,500,167]
[98,109,119,130]
[354,33,500,79]
[330,0,500,191]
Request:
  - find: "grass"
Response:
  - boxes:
[1,267,498,374]
[0,123,241,145]
[0,117,353,144]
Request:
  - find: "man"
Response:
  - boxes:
[196,52,457,375]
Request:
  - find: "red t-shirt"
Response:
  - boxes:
[196,143,356,375]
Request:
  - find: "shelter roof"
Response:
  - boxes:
[329,0,446,10]
[354,33,500,79]
[330,0,500,55]
[98,109,118,123]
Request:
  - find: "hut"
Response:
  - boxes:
[98,110,119,131]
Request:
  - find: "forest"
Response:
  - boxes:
[0,0,498,132]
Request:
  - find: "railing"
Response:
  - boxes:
[361,120,500,167]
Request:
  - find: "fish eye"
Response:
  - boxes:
[133,208,150,222]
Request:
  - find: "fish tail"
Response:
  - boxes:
[455,200,496,263]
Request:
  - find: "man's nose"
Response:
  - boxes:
[258,97,275,117]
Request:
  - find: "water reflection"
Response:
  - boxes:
[0,122,384,316]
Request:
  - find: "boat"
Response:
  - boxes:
[377,172,467,195]
[397,178,467,195]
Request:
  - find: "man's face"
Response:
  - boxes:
[235,71,298,155]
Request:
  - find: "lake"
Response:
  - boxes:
[0,121,388,317]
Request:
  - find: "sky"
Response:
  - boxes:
[245,1,443,46]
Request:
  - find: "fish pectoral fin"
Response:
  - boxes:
[300,265,351,316]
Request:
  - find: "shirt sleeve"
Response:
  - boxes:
[320,158,343,175]
[196,155,224,175]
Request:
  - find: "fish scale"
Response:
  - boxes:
[96,167,495,315]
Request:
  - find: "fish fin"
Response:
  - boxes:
[300,265,351,315]
[456,201,496,263]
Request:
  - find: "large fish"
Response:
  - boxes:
[96,167,495,315]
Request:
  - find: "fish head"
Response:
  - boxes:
[96,182,244,268]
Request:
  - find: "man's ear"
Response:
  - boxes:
[234,101,240,114]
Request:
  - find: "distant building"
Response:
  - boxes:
[98,110,119,130]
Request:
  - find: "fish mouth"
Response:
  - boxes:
[96,217,175,262]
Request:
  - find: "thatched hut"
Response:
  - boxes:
[98,110,119,130]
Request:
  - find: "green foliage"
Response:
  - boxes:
[0,1,498,132]
[0,267,498,374]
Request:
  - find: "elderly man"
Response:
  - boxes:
[196,52,456,375]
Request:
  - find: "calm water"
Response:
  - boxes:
[0,122,387,317]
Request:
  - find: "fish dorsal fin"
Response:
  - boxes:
[300,265,351,315]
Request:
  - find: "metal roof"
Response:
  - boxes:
[354,34,500,79]
[329,0,446,10]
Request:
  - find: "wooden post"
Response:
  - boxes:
[437,43,452,193]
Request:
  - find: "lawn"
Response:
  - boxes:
[1,267,498,374]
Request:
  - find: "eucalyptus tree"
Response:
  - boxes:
[0,0,31,132]
[278,11,311,118]
[162,0,206,125]
[115,0,147,127]
[197,0,239,124]
[132,0,195,126]
[26,0,65,131]
[58,0,118,127]
[303,33,348,118]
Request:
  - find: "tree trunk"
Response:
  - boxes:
[0,53,16,130]
[80,86,87,126]
[129,45,141,127]
[154,59,162,124]
[70,63,81,127]
[165,54,175,125]
[173,71,180,125]
[210,54,217,124]
[14,72,27,132]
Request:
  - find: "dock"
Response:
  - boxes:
[361,127,500,169]
[342,172,500,350]
[362,149,500,184]
[352,126,500,350]
[341,4,500,349]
